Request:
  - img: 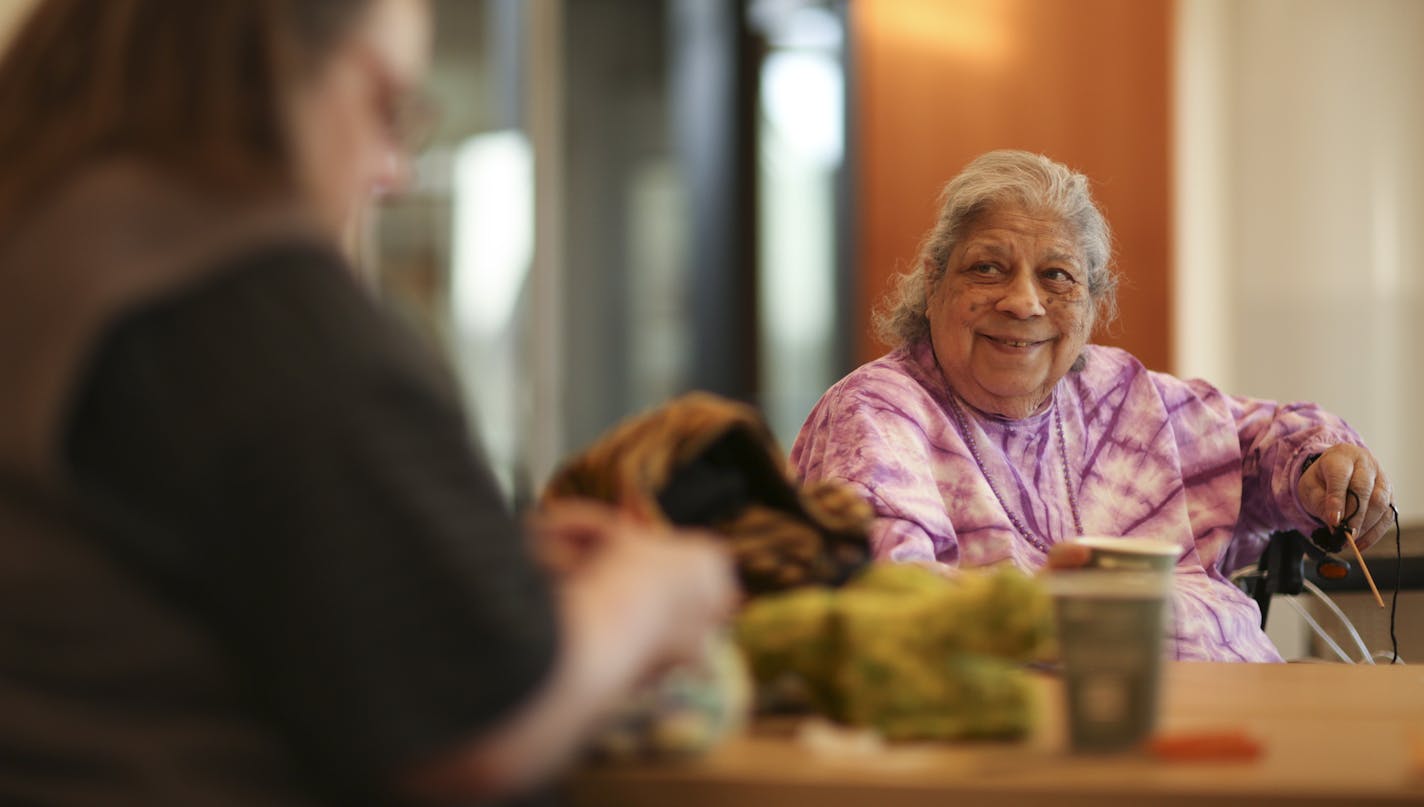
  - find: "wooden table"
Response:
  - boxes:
[568,662,1424,806]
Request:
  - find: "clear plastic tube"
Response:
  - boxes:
[1283,597,1353,664]
[1302,579,1373,664]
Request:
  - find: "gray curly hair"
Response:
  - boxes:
[873,150,1118,348]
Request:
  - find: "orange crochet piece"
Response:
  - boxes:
[1147,729,1263,762]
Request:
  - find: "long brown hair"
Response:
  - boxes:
[0,0,372,228]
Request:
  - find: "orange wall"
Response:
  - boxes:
[852,0,1172,370]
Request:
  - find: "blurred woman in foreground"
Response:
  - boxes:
[0,1,734,804]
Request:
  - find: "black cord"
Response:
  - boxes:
[1390,503,1401,665]
[1342,488,1362,528]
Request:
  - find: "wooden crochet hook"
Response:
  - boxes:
[1342,527,1385,609]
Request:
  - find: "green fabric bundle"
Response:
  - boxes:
[735,563,1052,740]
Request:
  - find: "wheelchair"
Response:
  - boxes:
[1232,529,1420,664]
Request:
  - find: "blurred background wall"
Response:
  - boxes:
[853,0,1171,370]
[1174,0,1424,659]
[1176,0,1424,526]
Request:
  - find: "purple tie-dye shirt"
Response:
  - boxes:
[791,340,1363,662]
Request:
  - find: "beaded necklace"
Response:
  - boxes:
[946,390,1084,553]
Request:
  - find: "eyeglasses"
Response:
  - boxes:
[377,83,441,154]
[358,47,441,154]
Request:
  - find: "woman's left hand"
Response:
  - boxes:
[1296,444,1394,551]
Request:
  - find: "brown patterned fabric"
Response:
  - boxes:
[542,392,872,594]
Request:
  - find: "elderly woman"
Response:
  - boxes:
[791,150,1392,662]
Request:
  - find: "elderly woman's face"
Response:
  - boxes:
[926,205,1094,419]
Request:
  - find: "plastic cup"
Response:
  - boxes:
[1071,535,1178,642]
[1072,536,1180,573]
[1045,570,1173,753]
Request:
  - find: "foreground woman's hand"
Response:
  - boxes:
[533,499,738,664]
[1045,541,1092,570]
[401,501,737,803]
[1297,444,1394,551]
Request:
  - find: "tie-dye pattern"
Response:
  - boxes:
[790,340,1363,662]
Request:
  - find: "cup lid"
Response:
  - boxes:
[1044,568,1174,598]
[1073,536,1180,557]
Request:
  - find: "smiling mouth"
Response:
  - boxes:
[983,334,1052,348]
